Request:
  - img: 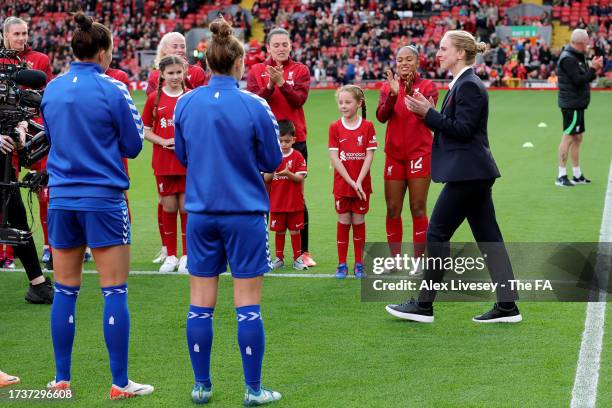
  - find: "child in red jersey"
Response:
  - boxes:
[328,85,377,279]
[142,55,189,273]
[264,120,308,270]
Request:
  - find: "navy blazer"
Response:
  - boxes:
[424,68,500,183]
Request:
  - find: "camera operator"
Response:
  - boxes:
[3,17,53,269]
[0,122,53,304]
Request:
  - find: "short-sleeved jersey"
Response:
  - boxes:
[146,64,207,95]
[328,117,377,197]
[270,149,307,212]
[142,89,186,176]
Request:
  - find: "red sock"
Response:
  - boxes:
[337,222,351,265]
[290,232,301,260]
[353,222,366,264]
[386,216,403,256]
[161,210,178,256]
[412,216,428,257]
[180,212,188,256]
[157,202,164,247]
[275,233,285,260]
[39,198,49,246]
[6,245,13,259]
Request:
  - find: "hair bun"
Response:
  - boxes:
[476,41,488,54]
[209,18,233,42]
[73,12,93,31]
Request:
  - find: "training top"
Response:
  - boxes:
[270,149,307,213]
[328,117,377,197]
[246,58,311,143]
[376,74,438,161]
[41,62,143,200]
[174,75,282,214]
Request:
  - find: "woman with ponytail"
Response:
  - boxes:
[142,55,189,274]
[173,18,283,405]
[387,30,521,324]
[41,12,154,399]
[328,85,377,279]
[376,45,438,272]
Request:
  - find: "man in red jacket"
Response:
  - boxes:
[246,28,316,267]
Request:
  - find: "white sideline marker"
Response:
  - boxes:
[570,157,611,408]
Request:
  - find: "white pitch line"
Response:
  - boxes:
[570,158,611,408]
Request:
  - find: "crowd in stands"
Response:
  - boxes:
[1,0,250,79]
[1,0,610,85]
[251,0,610,85]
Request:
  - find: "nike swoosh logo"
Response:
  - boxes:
[416,231,425,235]
[339,139,347,142]
[410,170,420,174]
[158,106,167,111]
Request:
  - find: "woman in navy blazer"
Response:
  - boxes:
[386,31,521,324]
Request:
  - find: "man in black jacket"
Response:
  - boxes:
[555,29,603,187]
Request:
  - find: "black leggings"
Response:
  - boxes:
[0,159,43,282]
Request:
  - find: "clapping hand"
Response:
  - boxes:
[592,56,604,71]
[266,65,285,87]
[404,90,435,118]
[386,69,400,96]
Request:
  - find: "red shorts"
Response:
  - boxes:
[155,175,186,196]
[334,194,370,214]
[270,211,304,232]
[384,154,431,180]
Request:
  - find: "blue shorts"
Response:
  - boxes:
[187,213,271,279]
[48,201,130,249]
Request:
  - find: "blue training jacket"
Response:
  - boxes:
[174,75,282,214]
[41,62,143,200]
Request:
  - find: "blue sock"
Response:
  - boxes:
[186,305,214,388]
[50,282,80,382]
[102,284,130,388]
[236,305,265,392]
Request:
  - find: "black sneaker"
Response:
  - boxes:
[472,303,522,323]
[555,175,574,187]
[25,276,54,304]
[385,298,434,323]
[572,174,591,185]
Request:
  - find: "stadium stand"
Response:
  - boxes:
[0,0,609,86]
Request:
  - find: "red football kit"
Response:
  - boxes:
[269,149,307,232]
[142,89,187,196]
[328,117,377,214]
[376,74,438,180]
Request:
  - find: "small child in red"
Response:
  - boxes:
[264,120,308,270]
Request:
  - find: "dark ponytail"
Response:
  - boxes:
[71,12,112,60]
[206,17,244,75]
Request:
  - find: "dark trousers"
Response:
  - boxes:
[0,158,43,282]
[418,179,518,304]
[292,141,309,253]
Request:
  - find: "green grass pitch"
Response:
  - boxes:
[1,89,610,407]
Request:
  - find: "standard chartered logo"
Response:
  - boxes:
[340,151,365,161]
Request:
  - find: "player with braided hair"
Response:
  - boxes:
[142,55,189,273]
